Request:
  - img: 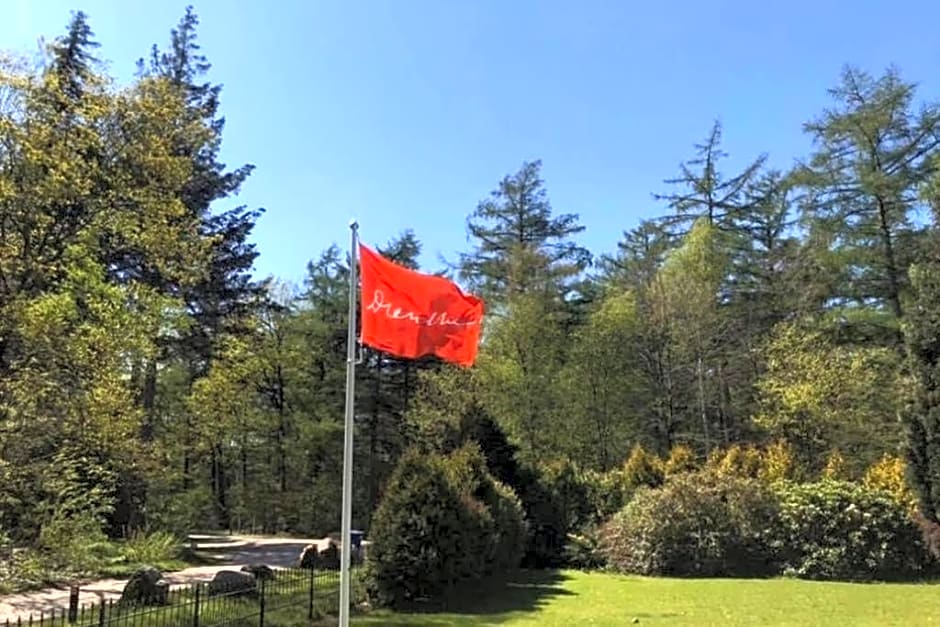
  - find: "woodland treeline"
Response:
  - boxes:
[3,8,940,558]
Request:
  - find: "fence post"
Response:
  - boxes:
[192,585,201,627]
[68,587,79,624]
[258,578,266,627]
[307,567,315,619]
[96,600,105,627]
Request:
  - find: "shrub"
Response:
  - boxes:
[622,445,664,489]
[760,439,796,482]
[600,471,780,577]
[772,480,929,581]
[707,444,762,478]
[445,444,527,574]
[863,454,917,512]
[367,450,476,606]
[663,444,697,476]
[517,458,591,568]
[563,524,605,570]
[39,512,113,573]
[822,450,850,480]
[487,479,527,572]
[581,468,628,525]
[120,531,180,565]
[367,446,525,608]
[704,441,798,483]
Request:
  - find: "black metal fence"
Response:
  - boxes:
[3,568,343,627]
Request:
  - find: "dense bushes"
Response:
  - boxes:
[515,458,592,567]
[774,480,929,581]
[600,472,780,577]
[366,445,526,607]
[600,468,933,581]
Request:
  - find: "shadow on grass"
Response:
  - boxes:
[393,569,574,617]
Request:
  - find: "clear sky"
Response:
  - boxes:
[4,1,940,285]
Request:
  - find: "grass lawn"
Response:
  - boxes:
[352,569,940,626]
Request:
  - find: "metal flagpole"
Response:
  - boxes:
[339,219,359,627]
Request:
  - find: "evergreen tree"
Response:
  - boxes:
[49,11,101,104]
[137,6,264,515]
[458,160,592,305]
[902,162,940,521]
[600,219,675,292]
[797,66,940,345]
[655,120,767,236]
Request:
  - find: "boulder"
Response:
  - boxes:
[208,570,257,597]
[119,566,169,606]
[318,541,340,570]
[298,544,319,569]
[241,563,275,581]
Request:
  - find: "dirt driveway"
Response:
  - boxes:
[0,534,330,623]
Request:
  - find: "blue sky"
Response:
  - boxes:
[4,1,940,286]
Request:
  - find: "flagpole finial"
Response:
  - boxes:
[349,219,359,230]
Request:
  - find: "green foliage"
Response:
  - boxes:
[822,450,850,481]
[516,458,592,568]
[796,66,939,332]
[773,480,929,581]
[367,446,525,608]
[39,512,113,573]
[601,471,780,577]
[580,468,629,525]
[2,11,940,598]
[366,450,474,606]
[119,531,181,565]
[458,159,591,303]
[755,320,902,472]
[563,524,605,570]
[901,213,940,521]
[560,290,651,469]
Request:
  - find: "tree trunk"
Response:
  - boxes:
[140,358,157,441]
[697,356,711,452]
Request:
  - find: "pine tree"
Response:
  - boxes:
[797,66,940,346]
[655,120,767,236]
[600,219,675,292]
[458,160,592,305]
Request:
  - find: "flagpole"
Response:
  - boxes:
[339,219,359,627]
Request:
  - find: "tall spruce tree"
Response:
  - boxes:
[140,7,265,513]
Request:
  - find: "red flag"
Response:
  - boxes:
[358,243,484,367]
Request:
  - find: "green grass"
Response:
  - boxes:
[352,570,940,626]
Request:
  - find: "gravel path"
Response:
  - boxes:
[0,534,330,623]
